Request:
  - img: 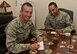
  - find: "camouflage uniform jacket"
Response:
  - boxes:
[5,17,42,53]
[44,11,75,33]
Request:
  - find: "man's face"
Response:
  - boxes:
[48,5,58,16]
[20,5,33,22]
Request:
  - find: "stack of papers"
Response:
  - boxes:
[38,41,44,50]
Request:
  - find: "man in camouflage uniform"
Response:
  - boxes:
[5,2,43,54]
[44,2,75,33]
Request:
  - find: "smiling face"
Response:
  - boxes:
[48,4,59,16]
[20,5,33,23]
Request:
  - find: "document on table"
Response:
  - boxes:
[38,41,44,50]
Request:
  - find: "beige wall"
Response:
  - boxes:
[35,0,77,32]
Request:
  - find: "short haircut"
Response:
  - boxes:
[21,2,32,11]
[48,2,58,7]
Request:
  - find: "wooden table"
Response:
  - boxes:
[37,30,77,54]
[9,30,77,54]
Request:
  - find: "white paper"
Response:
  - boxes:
[38,41,44,50]
[51,31,57,34]
[64,33,71,37]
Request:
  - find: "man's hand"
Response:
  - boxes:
[56,28,63,34]
[30,43,39,50]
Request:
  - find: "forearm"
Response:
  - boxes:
[62,24,75,33]
[44,17,54,30]
[6,34,31,53]
[45,25,54,30]
[5,28,31,53]
[31,29,43,37]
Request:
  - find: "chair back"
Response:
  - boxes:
[0,15,13,54]
[59,8,73,21]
